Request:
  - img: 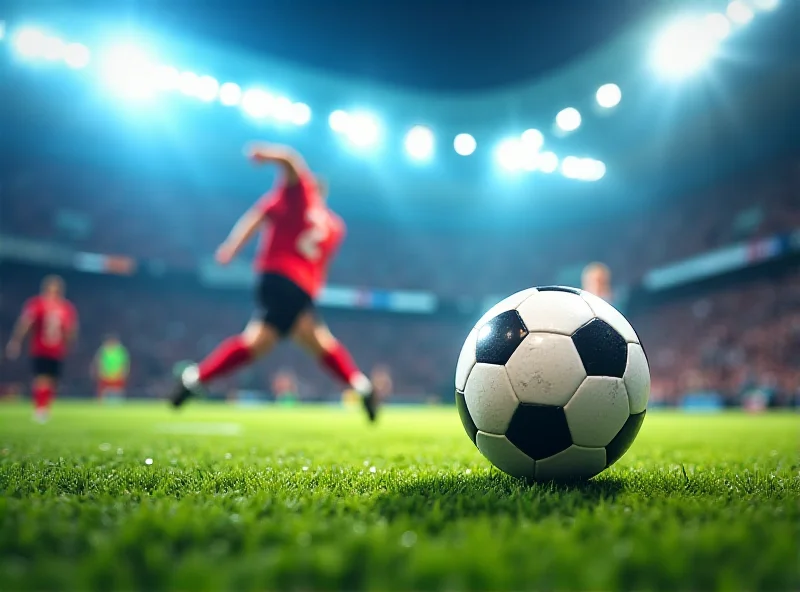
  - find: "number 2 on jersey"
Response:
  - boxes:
[296,208,330,261]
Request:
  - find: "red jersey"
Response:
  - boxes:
[255,172,345,298]
[23,296,78,360]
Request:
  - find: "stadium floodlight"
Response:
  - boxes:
[178,71,200,97]
[290,102,312,126]
[405,126,435,161]
[727,0,754,24]
[195,75,220,102]
[12,27,47,59]
[651,18,720,78]
[583,159,607,181]
[705,13,732,41]
[596,83,622,108]
[521,128,544,151]
[329,110,349,133]
[556,107,581,132]
[538,151,559,174]
[454,133,476,156]
[41,35,66,61]
[102,45,157,100]
[272,96,294,122]
[64,43,90,69]
[219,82,242,106]
[560,156,582,179]
[241,89,273,119]
[0,21,5,41]
[752,0,779,10]
[346,113,380,148]
[153,65,180,91]
[496,138,524,172]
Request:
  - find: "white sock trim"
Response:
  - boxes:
[182,364,200,390]
[350,372,372,397]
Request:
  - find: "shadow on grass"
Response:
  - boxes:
[370,470,627,524]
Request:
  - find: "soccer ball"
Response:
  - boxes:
[455,286,650,481]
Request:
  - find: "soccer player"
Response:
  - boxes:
[582,262,613,301]
[92,334,130,402]
[5,275,79,422]
[169,142,379,421]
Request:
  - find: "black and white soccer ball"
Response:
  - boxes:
[455,286,650,481]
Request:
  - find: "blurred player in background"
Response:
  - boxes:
[170,142,379,421]
[582,262,613,301]
[92,334,129,403]
[5,275,78,422]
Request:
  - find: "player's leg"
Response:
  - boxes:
[30,357,58,423]
[290,310,379,422]
[170,318,279,407]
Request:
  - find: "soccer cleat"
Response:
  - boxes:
[362,389,379,423]
[169,380,194,408]
[169,362,203,408]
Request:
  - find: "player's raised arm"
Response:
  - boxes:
[215,205,268,265]
[244,142,308,185]
[5,304,34,360]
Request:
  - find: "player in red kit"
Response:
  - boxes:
[169,142,379,421]
[5,275,79,422]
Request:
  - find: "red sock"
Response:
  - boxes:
[197,336,253,384]
[320,342,366,391]
[33,383,53,411]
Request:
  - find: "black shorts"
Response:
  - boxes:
[31,356,62,379]
[255,273,315,336]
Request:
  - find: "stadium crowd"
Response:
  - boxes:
[2,157,798,296]
[1,156,798,405]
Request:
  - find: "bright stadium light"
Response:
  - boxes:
[583,159,607,181]
[346,113,380,148]
[329,110,349,133]
[195,75,220,102]
[596,83,622,108]
[178,71,200,97]
[727,0,754,24]
[538,151,559,174]
[651,18,720,78]
[454,133,476,156]
[496,138,524,172]
[705,13,732,41]
[12,28,47,58]
[241,89,273,119]
[405,126,435,161]
[521,128,544,151]
[41,35,65,60]
[219,82,242,106]
[290,102,312,126]
[561,156,583,179]
[102,45,157,100]
[556,107,581,132]
[153,65,180,91]
[63,43,90,69]
[0,22,5,41]
[272,96,293,122]
[752,0,779,10]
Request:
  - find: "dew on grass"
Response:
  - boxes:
[99,443,111,452]
[145,458,153,465]
[400,531,417,548]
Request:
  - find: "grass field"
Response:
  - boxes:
[0,402,797,591]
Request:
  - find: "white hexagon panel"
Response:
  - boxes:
[463,364,519,435]
[564,377,630,447]
[623,343,651,415]
[505,332,586,407]
[516,286,595,335]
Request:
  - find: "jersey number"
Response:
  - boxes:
[42,312,63,346]
[296,208,330,261]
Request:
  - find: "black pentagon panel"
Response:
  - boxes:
[606,411,646,466]
[536,285,581,295]
[506,404,573,460]
[475,309,528,365]
[572,318,628,378]
[455,390,478,446]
